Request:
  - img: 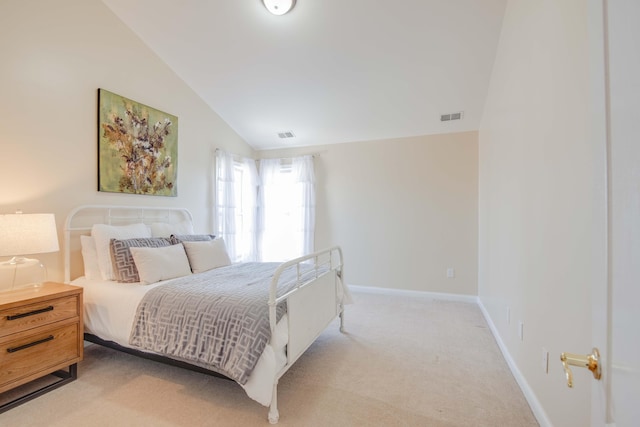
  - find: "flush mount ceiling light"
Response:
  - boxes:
[262,0,296,16]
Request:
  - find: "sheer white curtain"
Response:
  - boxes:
[292,155,316,257]
[215,149,236,259]
[256,158,278,261]
[239,157,259,261]
[214,149,259,262]
[258,155,315,261]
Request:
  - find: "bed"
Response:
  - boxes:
[63,205,350,424]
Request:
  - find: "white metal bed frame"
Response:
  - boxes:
[63,205,345,424]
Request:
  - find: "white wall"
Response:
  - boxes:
[0,0,478,298]
[479,1,605,426]
[260,131,479,296]
[3,1,599,422]
[0,0,253,282]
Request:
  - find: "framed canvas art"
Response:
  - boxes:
[98,89,178,196]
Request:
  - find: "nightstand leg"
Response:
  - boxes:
[0,363,78,414]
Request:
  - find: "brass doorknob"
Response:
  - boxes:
[560,347,601,388]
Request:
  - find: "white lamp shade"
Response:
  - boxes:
[263,0,296,15]
[0,213,60,256]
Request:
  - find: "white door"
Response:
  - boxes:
[591,0,640,425]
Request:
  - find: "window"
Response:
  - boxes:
[233,163,258,261]
[259,156,315,261]
[215,150,314,263]
[215,150,258,262]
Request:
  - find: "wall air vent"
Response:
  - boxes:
[277,131,296,139]
[440,111,464,122]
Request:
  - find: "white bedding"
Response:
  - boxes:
[72,276,288,406]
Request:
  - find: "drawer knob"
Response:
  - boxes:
[7,335,55,353]
[6,305,54,321]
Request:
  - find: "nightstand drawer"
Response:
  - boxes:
[0,322,79,390]
[0,295,79,338]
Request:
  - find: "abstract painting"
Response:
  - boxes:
[98,89,178,196]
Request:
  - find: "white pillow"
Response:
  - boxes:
[129,244,192,284]
[150,221,194,238]
[80,235,101,280]
[91,223,151,280]
[182,238,231,274]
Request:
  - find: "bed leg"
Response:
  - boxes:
[339,309,345,333]
[268,380,279,424]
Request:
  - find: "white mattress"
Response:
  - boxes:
[72,276,288,406]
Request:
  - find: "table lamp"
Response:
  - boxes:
[0,212,60,291]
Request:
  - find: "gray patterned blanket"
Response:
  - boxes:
[129,262,322,385]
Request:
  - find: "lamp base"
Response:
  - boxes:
[0,257,47,292]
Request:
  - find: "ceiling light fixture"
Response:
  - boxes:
[262,0,296,16]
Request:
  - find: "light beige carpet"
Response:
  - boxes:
[0,290,538,426]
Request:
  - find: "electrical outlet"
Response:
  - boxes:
[542,347,549,373]
[518,321,524,341]
[446,268,455,278]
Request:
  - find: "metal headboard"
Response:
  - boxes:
[63,205,193,283]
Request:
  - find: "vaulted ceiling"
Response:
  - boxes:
[102,0,506,150]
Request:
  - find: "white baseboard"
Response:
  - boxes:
[477,299,553,427]
[347,284,479,304]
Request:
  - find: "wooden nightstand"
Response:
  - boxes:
[0,282,83,412]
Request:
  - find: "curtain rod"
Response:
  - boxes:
[259,154,320,160]
[215,148,322,159]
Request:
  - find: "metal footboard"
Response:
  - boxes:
[266,246,345,424]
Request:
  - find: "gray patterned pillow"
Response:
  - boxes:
[110,237,172,283]
[169,234,215,244]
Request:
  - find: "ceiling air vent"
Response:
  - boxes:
[277,131,296,139]
[440,111,464,122]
